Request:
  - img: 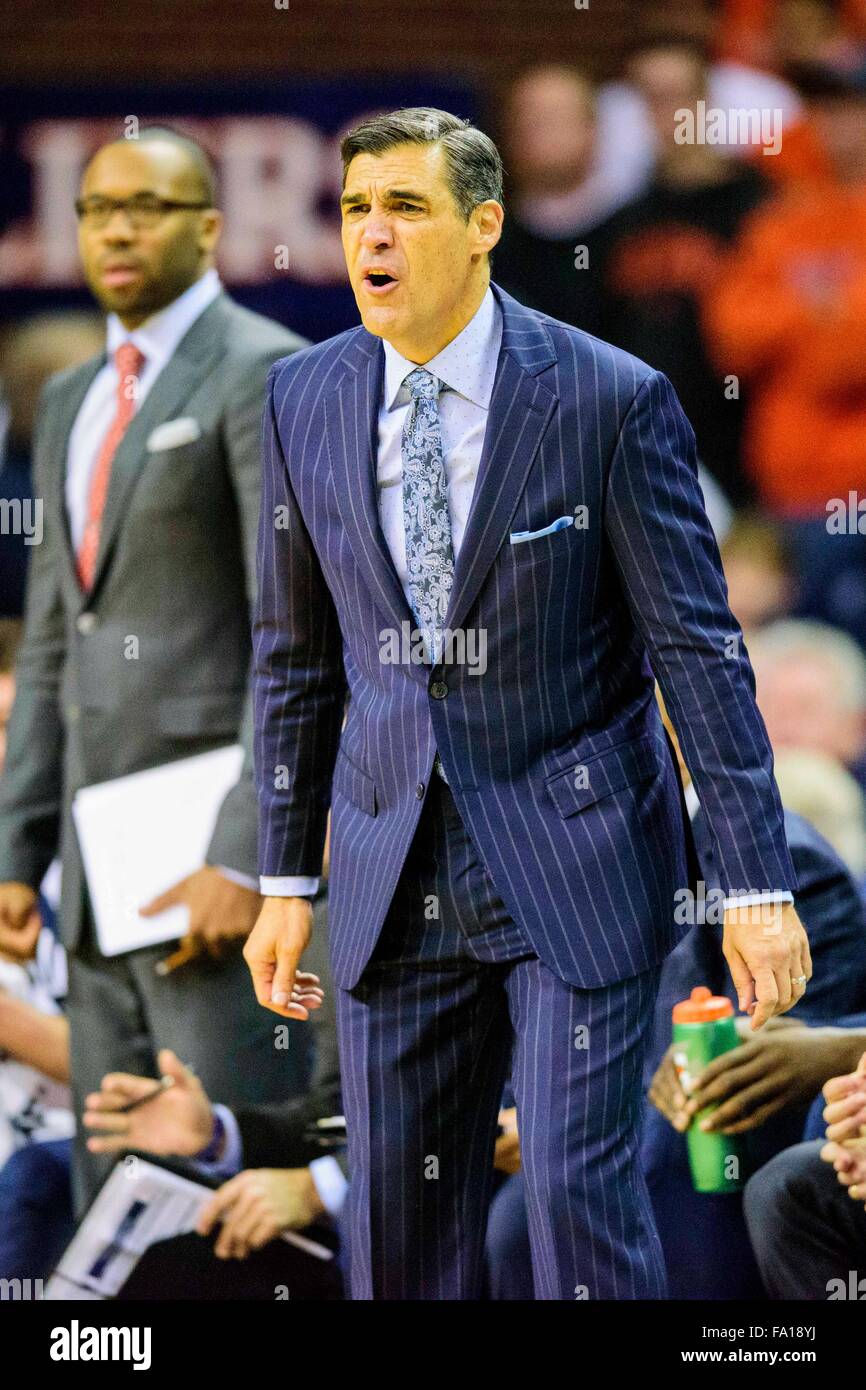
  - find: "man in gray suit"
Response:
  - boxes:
[0,128,313,1211]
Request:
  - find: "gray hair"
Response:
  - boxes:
[772,747,866,876]
[749,619,866,712]
[340,107,503,220]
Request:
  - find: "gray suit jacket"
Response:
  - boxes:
[0,291,306,950]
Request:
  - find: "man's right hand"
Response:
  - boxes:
[243,896,323,1019]
[82,1048,214,1157]
[0,882,40,961]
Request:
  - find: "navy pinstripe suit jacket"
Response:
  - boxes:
[253,283,796,990]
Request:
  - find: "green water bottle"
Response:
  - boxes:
[671,986,746,1193]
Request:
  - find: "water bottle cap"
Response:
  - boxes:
[672,985,734,1023]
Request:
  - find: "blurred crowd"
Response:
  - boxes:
[2,0,866,1302]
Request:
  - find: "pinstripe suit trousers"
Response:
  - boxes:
[336,775,667,1300]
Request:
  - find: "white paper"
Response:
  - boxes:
[72,744,244,957]
[44,1159,209,1299]
[44,1156,333,1300]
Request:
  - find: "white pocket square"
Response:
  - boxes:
[510,515,574,545]
[146,417,202,453]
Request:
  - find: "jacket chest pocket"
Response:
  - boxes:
[135,439,217,513]
[506,519,578,568]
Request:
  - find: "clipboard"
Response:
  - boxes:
[71,744,244,956]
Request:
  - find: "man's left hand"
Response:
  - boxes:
[722,901,812,1030]
[196,1168,326,1259]
[140,866,261,953]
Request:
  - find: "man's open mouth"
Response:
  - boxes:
[365,271,398,288]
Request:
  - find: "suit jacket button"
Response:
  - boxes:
[77,613,97,635]
[430,680,448,700]
[415,782,425,799]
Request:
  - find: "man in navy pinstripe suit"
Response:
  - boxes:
[244,108,812,1300]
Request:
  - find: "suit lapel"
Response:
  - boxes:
[326,285,559,644]
[85,295,229,601]
[326,331,416,636]
[444,286,557,636]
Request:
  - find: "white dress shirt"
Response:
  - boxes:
[260,287,503,898]
[65,266,222,549]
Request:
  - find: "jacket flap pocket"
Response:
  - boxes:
[544,735,657,819]
[332,746,377,816]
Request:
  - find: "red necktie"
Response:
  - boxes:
[76,341,146,591]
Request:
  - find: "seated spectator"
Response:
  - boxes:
[713,0,866,189]
[491,65,615,334]
[773,747,866,879]
[0,625,76,1280]
[641,703,866,1299]
[743,1050,866,1297]
[595,34,772,504]
[0,313,102,617]
[719,511,796,636]
[0,926,75,1281]
[598,22,803,201]
[748,620,866,794]
[80,898,344,1299]
[705,63,866,642]
[485,699,866,1300]
[720,0,866,82]
[0,621,21,770]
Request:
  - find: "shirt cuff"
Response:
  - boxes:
[194,1104,244,1179]
[259,876,320,897]
[309,1155,349,1219]
[214,865,260,892]
[722,890,795,910]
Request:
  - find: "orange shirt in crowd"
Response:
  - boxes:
[704,183,866,514]
[717,0,866,68]
[746,116,831,190]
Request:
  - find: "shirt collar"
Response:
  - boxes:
[105,266,222,369]
[382,285,502,411]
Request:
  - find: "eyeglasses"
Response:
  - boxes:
[74,194,211,229]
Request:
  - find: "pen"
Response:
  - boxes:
[155,937,205,977]
[118,1074,176,1114]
